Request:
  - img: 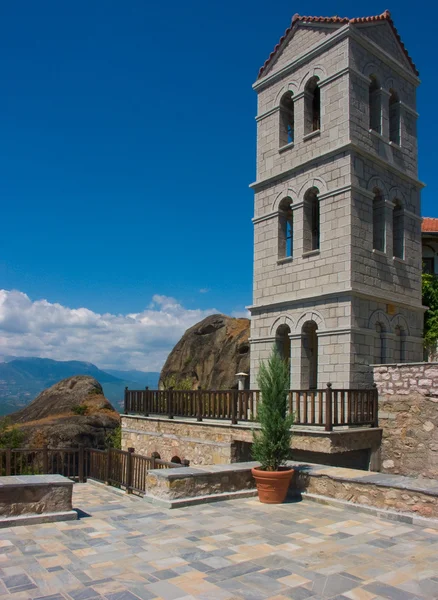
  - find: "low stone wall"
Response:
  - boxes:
[0,474,77,527]
[144,460,438,520]
[373,362,438,396]
[121,415,382,469]
[373,363,438,479]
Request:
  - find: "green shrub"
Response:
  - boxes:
[0,418,25,448]
[71,404,88,416]
[161,374,193,390]
[423,273,438,356]
[105,425,121,449]
[251,349,293,471]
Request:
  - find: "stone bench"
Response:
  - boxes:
[0,475,77,527]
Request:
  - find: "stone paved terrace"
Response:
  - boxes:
[0,484,438,600]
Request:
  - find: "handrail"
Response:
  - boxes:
[124,384,379,430]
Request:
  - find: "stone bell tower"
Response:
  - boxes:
[249,11,424,389]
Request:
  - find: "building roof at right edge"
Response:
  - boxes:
[257,10,418,80]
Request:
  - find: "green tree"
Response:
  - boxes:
[161,374,193,390]
[0,418,25,448]
[423,273,438,356]
[251,349,293,471]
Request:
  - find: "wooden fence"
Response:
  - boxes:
[124,384,379,431]
[0,446,187,494]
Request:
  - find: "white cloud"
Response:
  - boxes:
[199,288,210,294]
[0,290,219,371]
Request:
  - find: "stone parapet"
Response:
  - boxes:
[143,460,438,521]
[0,474,77,528]
[373,362,438,396]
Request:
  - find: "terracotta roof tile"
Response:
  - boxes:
[258,10,418,79]
[422,218,438,233]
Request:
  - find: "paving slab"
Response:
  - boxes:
[0,483,437,599]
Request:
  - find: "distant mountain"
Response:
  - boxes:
[105,369,160,387]
[0,357,159,416]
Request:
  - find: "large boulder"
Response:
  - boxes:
[160,314,250,390]
[8,376,120,448]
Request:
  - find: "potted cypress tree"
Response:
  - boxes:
[251,349,294,503]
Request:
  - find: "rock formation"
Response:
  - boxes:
[8,376,120,448]
[159,314,250,390]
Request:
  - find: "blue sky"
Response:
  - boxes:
[0,1,436,370]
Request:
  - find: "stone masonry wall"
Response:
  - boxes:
[373,363,438,478]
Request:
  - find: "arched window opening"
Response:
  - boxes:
[394,326,406,363]
[369,76,381,133]
[279,92,294,146]
[304,77,320,135]
[171,455,182,464]
[423,245,435,274]
[303,188,320,252]
[372,189,385,253]
[389,89,401,145]
[276,324,291,365]
[375,323,387,364]
[393,200,404,259]
[301,321,318,389]
[278,198,293,258]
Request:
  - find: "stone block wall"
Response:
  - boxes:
[373,363,438,479]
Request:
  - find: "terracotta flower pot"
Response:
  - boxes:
[251,467,294,504]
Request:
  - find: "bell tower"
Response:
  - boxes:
[249,12,424,388]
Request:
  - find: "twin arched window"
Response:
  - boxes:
[369,77,401,144]
[277,188,320,259]
[372,189,404,258]
[279,77,321,147]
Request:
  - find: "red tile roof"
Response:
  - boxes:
[422,218,438,233]
[258,10,418,79]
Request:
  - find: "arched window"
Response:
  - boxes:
[375,323,387,364]
[389,89,401,145]
[372,189,385,252]
[276,324,291,365]
[304,77,320,135]
[303,188,320,252]
[369,76,381,133]
[393,200,404,259]
[394,326,406,363]
[301,321,318,389]
[279,92,294,146]
[278,198,293,259]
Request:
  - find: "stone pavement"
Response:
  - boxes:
[0,483,437,600]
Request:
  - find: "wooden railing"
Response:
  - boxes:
[0,446,187,495]
[124,384,379,431]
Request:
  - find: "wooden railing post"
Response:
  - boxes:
[5,448,11,476]
[126,447,134,493]
[124,387,128,415]
[168,390,174,419]
[144,386,149,416]
[105,448,111,485]
[325,383,333,432]
[373,383,379,427]
[182,459,190,467]
[78,445,85,483]
[42,444,49,474]
[196,387,203,422]
[231,390,238,425]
